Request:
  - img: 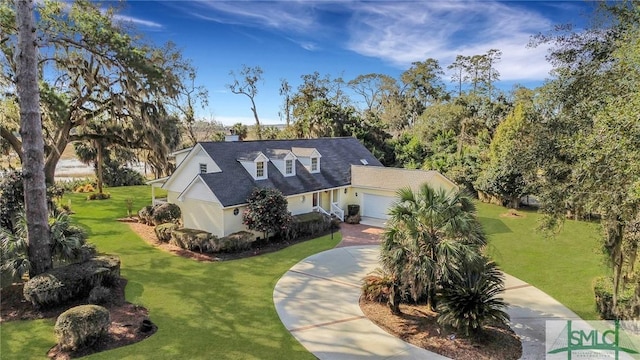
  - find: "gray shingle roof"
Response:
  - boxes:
[197,137,383,207]
[264,149,292,159]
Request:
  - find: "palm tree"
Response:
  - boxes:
[380,184,486,313]
[437,259,510,336]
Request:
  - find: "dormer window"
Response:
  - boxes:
[256,161,265,178]
[237,151,269,180]
[311,157,319,173]
[285,159,293,175]
[199,163,207,173]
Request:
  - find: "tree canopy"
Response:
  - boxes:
[0,0,193,183]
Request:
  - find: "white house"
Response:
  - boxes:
[151,137,457,237]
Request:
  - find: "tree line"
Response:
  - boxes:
[1,0,638,314]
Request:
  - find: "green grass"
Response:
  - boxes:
[1,186,610,358]
[478,202,609,320]
[1,185,340,360]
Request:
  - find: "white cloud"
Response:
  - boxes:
[344,1,555,81]
[113,15,163,29]
[186,0,318,33]
[176,0,564,82]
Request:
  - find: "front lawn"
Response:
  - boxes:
[0,185,340,359]
[478,202,609,320]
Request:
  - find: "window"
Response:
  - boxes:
[311,157,318,172]
[199,163,207,173]
[256,161,265,178]
[285,159,293,175]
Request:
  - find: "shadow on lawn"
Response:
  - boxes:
[478,216,512,235]
[118,257,316,359]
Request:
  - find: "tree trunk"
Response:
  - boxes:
[388,283,402,315]
[96,140,104,194]
[250,99,262,140]
[15,0,52,276]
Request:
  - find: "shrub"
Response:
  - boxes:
[75,184,95,193]
[437,260,510,336]
[1,171,64,232]
[54,305,110,351]
[88,285,112,305]
[23,255,120,308]
[87,192,111,200]
[243,187,291,239]
[213,231,255,253]
[1,212,94,278]
[102,162,145,187]
[138,205,154,225]
[55,178,95,193]
[150,203,181,226]
[594,276,638,320]
[170,228,213,252]
[361,268,394,303]
[125,198,134,217]
[154,223,178,243]
[287,212,332,240]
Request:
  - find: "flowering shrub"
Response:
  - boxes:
[242,188,291,240]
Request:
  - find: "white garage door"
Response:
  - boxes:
[362,193,396,220]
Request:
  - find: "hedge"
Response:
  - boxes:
[23,255,120,308]
[54,304,110,351]
[287,212,334,240]
[170,228,214,253]
[593,276,639,320]
[213,231,254,253]
[154,223,178,243]
[138,203,181,226]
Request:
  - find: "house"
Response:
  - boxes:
[150,137,456,238]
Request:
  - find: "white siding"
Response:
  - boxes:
[287,194,314,215]
[180,198,224,237]
[223,207,247,237]
[164,147,220,193]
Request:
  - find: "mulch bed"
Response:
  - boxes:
[1,278,156,360]
[124,219,332,262]
[359,298,523,360]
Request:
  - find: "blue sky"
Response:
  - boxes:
[115,1,594,126]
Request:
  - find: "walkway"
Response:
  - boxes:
[274,224,581,360]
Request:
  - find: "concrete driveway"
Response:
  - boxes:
[274,225,582,359]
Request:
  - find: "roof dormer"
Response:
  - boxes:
[237,151,269,180]
[265,149,297,177]
[291,147,322,174]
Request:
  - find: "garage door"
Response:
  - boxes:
[362,193,396,220]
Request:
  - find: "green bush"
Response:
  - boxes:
[154,223,178,243]
[103,162,145,187]
[213,231,255,253]
[54,304,110,351]
[138,205,154,225]
[87,192,111,200]
[361,268,394,303]
[2,212,95,279]
[150,203,181,226]
[23,255,120,308]
[437,260,510,337]
[287,212,332,240]
[594,276,638,320]
[170,228,214,252]
[88,285,112,305]
[55,178,96,193]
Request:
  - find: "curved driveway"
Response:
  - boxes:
[274,245,581,360]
